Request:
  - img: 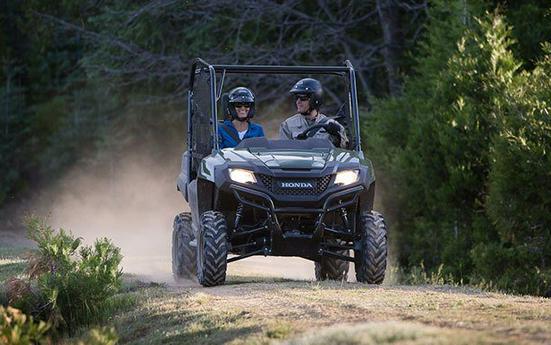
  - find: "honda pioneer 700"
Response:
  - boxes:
[172,58,387,287]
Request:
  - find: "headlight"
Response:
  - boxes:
[334,170,359,186]
[229,168,257,184]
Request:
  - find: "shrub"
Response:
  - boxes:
[10,218,123,332]
[366,4,551,295]
[366,3,505,281]
[0,306,51,345]
[473,43,551,296]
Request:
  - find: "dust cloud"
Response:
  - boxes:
[30,147,317,284]
[8,106,393,284]
[41,152,185,283]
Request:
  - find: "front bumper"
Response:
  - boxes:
[230,183,363,237]
[227,183,365,261]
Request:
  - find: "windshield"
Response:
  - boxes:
[216,74,357,151]
[187,60,361,153]
[235,137,334,150]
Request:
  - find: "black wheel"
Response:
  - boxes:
[196,211,228,287]
[315,240,349,281]
[172,212,196,281]
[355,211,387,284]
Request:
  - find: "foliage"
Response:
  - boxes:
[367,0,551,295]
[73,326,118,345]
[0,0,121,209]
[498,1,551,67]
[8,218,123,332]
[0,0,432,210]
[0,76,30,206]
[367,0,489,275]
[471,42,551,295]
[1,0,550,298]
[0,306,51,345]
[406,263,457,286]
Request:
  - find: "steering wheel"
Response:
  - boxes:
[296,124,330,140]
[296,123,342,147]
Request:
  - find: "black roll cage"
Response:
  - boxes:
[187,57,363,153]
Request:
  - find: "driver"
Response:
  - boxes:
[279,78,348,148]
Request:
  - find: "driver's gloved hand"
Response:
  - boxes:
[326,121,341,136]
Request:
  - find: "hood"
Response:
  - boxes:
[251,150,329,169]
[220,148,361,170]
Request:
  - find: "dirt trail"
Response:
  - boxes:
[123,250,550,344]
[168,279,551,344]
[111,272,550,345]
[3,220,550,344]
[122,255,316,284]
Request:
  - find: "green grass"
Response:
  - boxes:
[111,287,266,345]
[0,246,30,283]
[4,247,548,345]
[284,321,498,345]
[265,321,293,339]
[0,245,30,307]
[98,275,551,345]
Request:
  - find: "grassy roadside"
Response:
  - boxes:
[107,276,551,345]
[0,246,29,285]
[2,246,550,344]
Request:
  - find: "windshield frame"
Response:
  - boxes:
[188,58,362,154]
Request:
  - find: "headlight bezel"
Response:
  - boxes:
[334,169,360,186]
[228,168,257,184]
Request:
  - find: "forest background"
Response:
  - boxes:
[1,0,550,296]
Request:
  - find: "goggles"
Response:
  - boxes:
[295,95,310,101]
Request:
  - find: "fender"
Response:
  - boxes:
[198,152,226,182]
[187,178,215,236]
[177,151,192,201]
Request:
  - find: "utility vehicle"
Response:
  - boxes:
[172,58,387,287]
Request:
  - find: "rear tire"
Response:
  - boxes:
[172,212,196,281]
[355,211,387,284]
[197,211,228,287]
[315,240,349,281]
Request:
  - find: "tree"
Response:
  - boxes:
[366,1,551,294]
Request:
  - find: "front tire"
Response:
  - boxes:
[197,211,228,287]
[355,211,387,284]
[172,212,196,281]
[315,240,349,281]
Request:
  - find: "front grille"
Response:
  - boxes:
[258,174,332,196]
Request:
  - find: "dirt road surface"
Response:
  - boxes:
[2,228,550,344]
[118,251,551,345]
[115,264,551,345]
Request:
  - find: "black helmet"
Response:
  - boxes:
[289,78,323,110]
[228,87,255,119]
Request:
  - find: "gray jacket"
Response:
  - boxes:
[279,113,348,148]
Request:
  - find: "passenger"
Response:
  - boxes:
[279,78,348,148]
[218,87,264,149]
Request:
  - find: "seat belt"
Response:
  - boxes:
[219,122,241,144]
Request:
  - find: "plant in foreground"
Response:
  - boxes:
[6,217,123,333]
[0,306,51,345]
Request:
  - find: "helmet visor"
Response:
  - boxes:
[234,103,252,108]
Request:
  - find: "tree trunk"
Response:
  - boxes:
[377,0,403,96]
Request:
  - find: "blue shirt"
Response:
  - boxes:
[218,120,265,149]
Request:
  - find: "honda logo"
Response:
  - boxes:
[280,182,314,189]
